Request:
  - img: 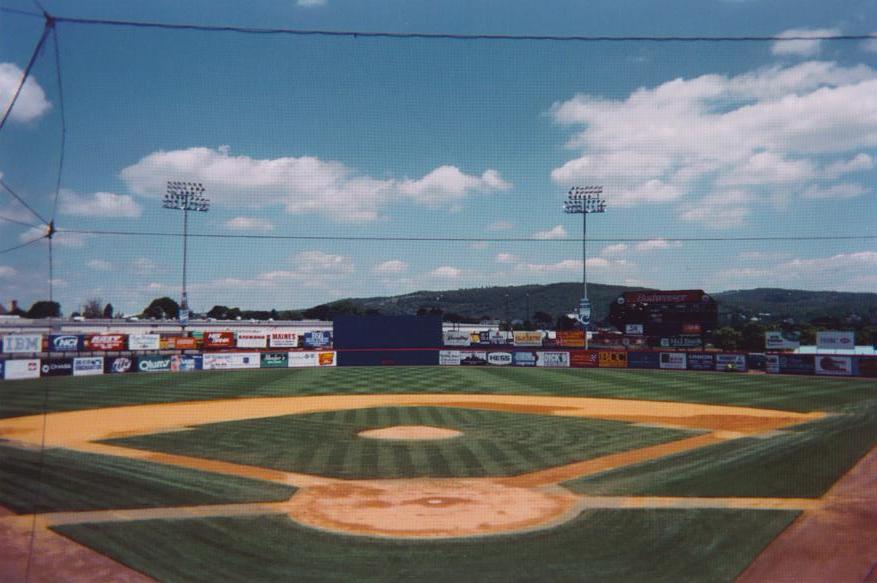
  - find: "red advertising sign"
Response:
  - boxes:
[570,350,599,368]
[85,334,126,351]
[166,336,198,349]
[621,290,708,305]
[681,323,702,334]
[202,331,235,348]
[556,330,586,347]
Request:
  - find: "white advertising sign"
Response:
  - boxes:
[487,352,513,366]
[73,357,104,376]
[128,334,160,351]
[536,351,570,367]
[765,331,800,350]
[439,350,462,366]
[815,355,853,376]
[659,352,687,370]
[236,333,268,349]
[3,334,42,354]
[288,352,319,368]
[5,359,41,379]
[765,354,780,374]
[816,331,855,351]
[715,353,746,371]
[270,332,299,348]
[203,352,261,370]
[443,331,471,347]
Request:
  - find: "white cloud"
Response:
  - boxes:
[862,34,877,53]
[225,216,274,232]
[297,0,326,6]
[710,250,877,291]
[487,220,513,231]
[801,183,866,199]
[0,63,51,123]
[19,226,88,248]
[679,191,752,230]
[59,190,142,218]
[513,257,632,274]
[288,250,354,275]
[86,259,113,271]
[634,239,683,252]
[132,257,159,274]
[550,61,877,226]
[532,225,567,239]
[0,265,16,278]
[468,241,489,250]
[429,266,462,278]
[374,260,408,274]
[495,253,518,264]
[120,147,510,222]
[600,243,628,256]
[771,28,841,57]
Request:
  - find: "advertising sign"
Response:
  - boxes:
[203,352,261,370]
[73,357,104,376]
[625,324,644,336]
[41,358,73,377]
[443,330,471,347]
[487,352,513,366]
[0,360,4,379]
[765,354,780,374]
[460,351,488,366]
[85,334,126,351]
[570,350,599,368]
[318,352,336,367]
[236,332,268,349]
[556,330,585,347]
[128,334,160,351]
[489,330,509,345]
[687,353,715,371]
[269,332,298,348]
[261,352,289,368]
[165,336,198,350]
[104,356,135,374]
[715,353,747,372]
[627,351,660,369]
[816,331,855,351]
[4,359,40,379]
[858,357,877,378]
[659,352,687,370]
[815,355,852,376]
[598,351,628,368]
[303,331,332,348]
[622,290,708,305]
[659,335,702,349]
[478,331,491,344]
[765,331,800,350]
[778,354,814,375]
[513,331,543,347]
[537,351,570,368]
[48,334,83,352]
[439,350,462,366]
[137,355,173,373]
[513,351,538,367]
[202,331,235,348]
[681,323,702,334]
[3,334,43,354]
[289,352,319,368]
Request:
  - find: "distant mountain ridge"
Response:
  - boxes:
[308,283,877,325]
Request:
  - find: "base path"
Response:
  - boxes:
[735,445,877,583]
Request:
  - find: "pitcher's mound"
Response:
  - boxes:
[358,425,463,440]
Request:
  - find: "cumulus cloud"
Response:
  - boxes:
[19,226,88,248]
[374,259,408,274]
[0,63,51,123]
[550,60,877,226]
[429,266,462,278]
[86,259,113,271]
[532,225,567,239]
[679,190,752,229]
[59,190,142,218]
[600,243,628,256]
[862,34,877,53]
[297,0,326,6]
[0,265,16,277]
[801,183,866,199]
[120,147,510,222]
[487,220,513,231]
[711,250,877,291]
[225,216,274,231]
[771,28,841,57]
[495,253,518,264]
[634,238,683,252]
[513,257,632,274]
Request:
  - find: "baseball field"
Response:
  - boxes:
[1,366,875,582]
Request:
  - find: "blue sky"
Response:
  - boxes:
[1,0,876,315]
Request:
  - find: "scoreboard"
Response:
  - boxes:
[608,290,717,345]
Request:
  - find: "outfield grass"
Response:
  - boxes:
[0,444,295,513]
[565,397,877,498]
[105,406,695,479]
[2,366,875,420]
[53,510,799,583]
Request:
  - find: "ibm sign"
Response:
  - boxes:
[3,334,43,354]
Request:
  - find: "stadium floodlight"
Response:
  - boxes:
[162,181,209,324]
[563,185,606,346]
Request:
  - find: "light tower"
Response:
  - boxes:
[162,181,209,325]
[563,185,606,345]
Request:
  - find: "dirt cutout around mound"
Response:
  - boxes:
[358,425,463,441]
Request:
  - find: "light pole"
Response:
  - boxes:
[162,181,209,326]
[563,185,606,347]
